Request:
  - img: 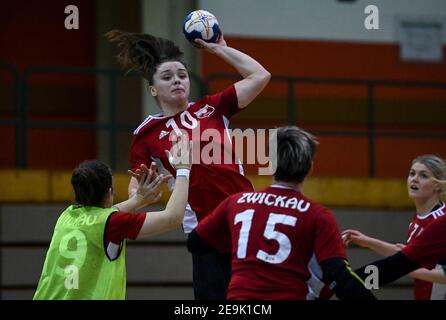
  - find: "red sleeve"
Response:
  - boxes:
[195,197,232,253]
[105,211,146,245]
[402,216,446,267]
[130,133,152,171]
[314,207,347,263]
[206,85,240,118]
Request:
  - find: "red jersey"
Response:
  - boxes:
[104,211,146,260]
[403,203,446,300]
[196,185,347,300]
[130,86,253,233]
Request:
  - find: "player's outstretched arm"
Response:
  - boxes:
[320,258,377,300]
[408,268,446,284]
[114,165,166,212]
[128,162,171,198]
[342,229,401,257]
[195,35,270,109]
[355,252,422,287]
[137,137,192,238]
[395,243,446,284]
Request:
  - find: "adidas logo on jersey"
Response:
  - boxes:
[159,130,170,139]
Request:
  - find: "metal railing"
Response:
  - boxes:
[207,74,446,177]
[1,65,443,299]
[1,64,446,175]
[0,64,206,170]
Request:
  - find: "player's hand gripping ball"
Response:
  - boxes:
[183,10,221,47]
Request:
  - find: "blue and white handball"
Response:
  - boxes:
[183,10,221,46]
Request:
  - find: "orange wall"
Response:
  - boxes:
[0,0,97,169]
[203,37,446,82]
[202,37,446,178]
[204,37,446,101]
[1,0,96,70]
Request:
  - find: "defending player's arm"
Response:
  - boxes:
[342,229,401,257]
[320,258,376,300]
[137,139,192,238]
[354,252,421,287]
[115,136,192,239]
[195,35,270,109]
[187,229,216,254]
[347,237,446,284]
[128,162,171,198]
[408,268,446,284]
[355,217,446,286]
[115,169,165,213]
[187,197,232,254]
[395,243,446,284]
[128,177,139,198]
[315,209,376,299]
[136,169,189,238]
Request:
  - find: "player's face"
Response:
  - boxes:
[407,162,440,201]
[151,61,190,107]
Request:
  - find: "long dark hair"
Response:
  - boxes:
[105,30,185,84]
[71,160,113,207]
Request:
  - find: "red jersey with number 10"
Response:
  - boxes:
[196,185,347,300]
[130,85,253,233]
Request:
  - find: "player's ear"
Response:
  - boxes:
[105,188,114,208]
[108,187,114,200]
[308,161,314,177]
[149,86,157,97]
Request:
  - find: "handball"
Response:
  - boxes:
[183,10,221,46]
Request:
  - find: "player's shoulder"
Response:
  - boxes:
[436,202,446,218]
[226,191,249,204]
[302,197,333,218]
[108,211,146,225]
[415,202,446,222]
[190,85,236,109]
[276,187,328,215]
[428,205,446,226]
[133,114,165,136]
[108,211,132,221]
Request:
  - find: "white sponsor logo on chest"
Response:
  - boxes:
[159,130,170,139]
[194,105,215,119]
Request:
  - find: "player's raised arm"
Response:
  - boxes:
[127,162,156,198]
[115,171,164,213]
[127,162,172,198]
[137,137,192,238]
[342,229,401,257]
[195,34,270,109]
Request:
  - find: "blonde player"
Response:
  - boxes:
[343,155,446,299]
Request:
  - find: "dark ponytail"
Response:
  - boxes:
[105,30,184,84]
[71,160,113,207]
